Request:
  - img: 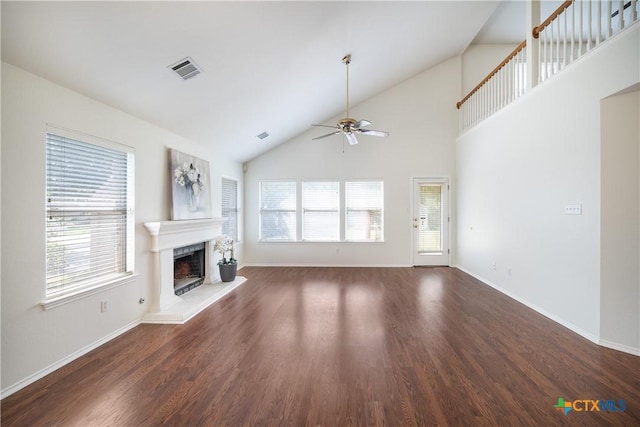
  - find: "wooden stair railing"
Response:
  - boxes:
[532,0,574,39]
[456,40,527,110]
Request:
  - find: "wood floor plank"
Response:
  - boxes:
[2,267,639,426]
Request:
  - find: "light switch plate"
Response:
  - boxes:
[564,204,582,215]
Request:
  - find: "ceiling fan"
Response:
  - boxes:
[312,54,389,145]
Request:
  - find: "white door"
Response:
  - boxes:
[412,178,449,266]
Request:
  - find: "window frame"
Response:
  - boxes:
[42,126,136,309]
[258,179,384,243]
[345,180,384,242]
[301,180,340,242]
[221,176,239,242]
[259,180,297,242]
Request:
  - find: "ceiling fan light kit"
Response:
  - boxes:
[312,54,389,145]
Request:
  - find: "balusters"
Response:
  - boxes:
[458,0,639,133]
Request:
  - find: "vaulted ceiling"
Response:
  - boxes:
[2,1,536,163]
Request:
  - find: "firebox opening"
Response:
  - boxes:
[173,242,205,295]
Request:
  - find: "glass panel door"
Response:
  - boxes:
[413,178,449,266]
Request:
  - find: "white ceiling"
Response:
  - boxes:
[1,0,535,163]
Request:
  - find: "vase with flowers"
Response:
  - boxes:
[213,235,237,282]
[174,162,205,212]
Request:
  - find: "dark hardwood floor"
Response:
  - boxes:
[2,267,639,426]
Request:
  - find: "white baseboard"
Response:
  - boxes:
[0,319,140,400]
[454,265,601,344]
[598,339,640,356]
[242,263,413,268]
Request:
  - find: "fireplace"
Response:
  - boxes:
[143,218,246,324]
[174,243,205,295]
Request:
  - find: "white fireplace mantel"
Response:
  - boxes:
[142,218,245,324]
[145,218,226,252]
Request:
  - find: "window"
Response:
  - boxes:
[45,132,134,297]
[418,184,442,252]
[259,181,296,241]
[221,177,238,241]
[345,181,383,241]
[302,181,339,241]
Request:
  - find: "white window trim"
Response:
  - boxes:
[44,123,136,306]
[301,180,340,242]
[41,273,139,310]
[258,178,385,243]
[221,175,240,242]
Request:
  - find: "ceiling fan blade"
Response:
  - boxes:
[345,132,359,145]
[353,119,372,129]
[312,131,340,140]
[359,129,389,137]
[311,124,338,129]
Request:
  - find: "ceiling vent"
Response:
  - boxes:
[169,57,202,80]
[257,131,269,140]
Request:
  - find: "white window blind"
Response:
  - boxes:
[345,181,383,242]
[46,132,134,296]
[221,177,238,241]
[418,184,442,252]
[259,181,296,241]
[302,181,339,241]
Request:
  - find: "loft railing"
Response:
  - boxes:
[535,0,637,82]
[456,41,527,132]
[457,0,639,133]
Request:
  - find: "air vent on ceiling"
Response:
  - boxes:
[257,131,269,140]
[169,57,202,80]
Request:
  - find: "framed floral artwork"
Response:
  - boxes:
[170,149,212,220]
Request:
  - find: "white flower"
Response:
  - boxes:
[174,161,205,192]
[214,235,235,264]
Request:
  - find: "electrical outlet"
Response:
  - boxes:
[564,204,582,215]
[100,300,108,313]
[492,262,497,270]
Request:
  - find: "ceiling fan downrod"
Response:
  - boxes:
[342,54,351,120]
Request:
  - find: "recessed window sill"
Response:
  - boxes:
[40,273,139,311]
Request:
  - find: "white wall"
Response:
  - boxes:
[456,25,639,342]
[600,87,640,353]
[0,62,243,395]
[243,56,461,267]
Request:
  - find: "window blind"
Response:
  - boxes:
[302,181,339,241]
[418,184,442,252]
[345,181,383,241]
[221,177,238,241]
[46,133,134,295]
[259,181,296,241]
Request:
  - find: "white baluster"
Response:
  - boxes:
[579,0,583,57]
[618,0,624,30]
[555,16,560,75]
[563,7,568,68]
[632,0,638,22]
[607,0,613,39]
[570,2,575,63]
[597,0,602,44]
[588,0,592,51]
[507,59,512,104]
[539,30,544,83]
